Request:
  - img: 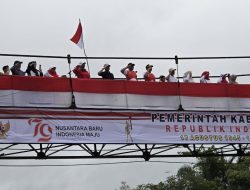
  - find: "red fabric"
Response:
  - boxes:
[70,22,83,44]
[220,79,228,84]
[201,71,210,80]
[0,76,249,98]
[126,70,137,80]
[73,67,90,79]
[0,76,69,91]
[0,108,150,117]
[48,69,59,77]
[145,73,156,82]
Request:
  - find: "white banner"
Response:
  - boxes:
[0,112,250,144]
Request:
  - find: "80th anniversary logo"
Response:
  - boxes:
[28,118,52,142]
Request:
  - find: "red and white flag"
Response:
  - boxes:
[70,21,84,49]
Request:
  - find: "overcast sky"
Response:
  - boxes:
[1,0,250,189]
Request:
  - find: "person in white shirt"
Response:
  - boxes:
[200,71,210,83]
[183,71,194,83]
[166,68,177,82]
[2,65,10,75]
[228,74,238,84]
[26,61,43,77]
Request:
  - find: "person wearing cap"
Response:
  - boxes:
[200,71,210,83]
[166,68,177,82]
[228,74,238,84]
[73,62,90,79]
[44,67,59,77]
[98,64,114,80]
[143,64,155,82]
[10,60,26,76]
[26,61,43,77]
[159,75,166,82]
[183,71,194,83]
[217,74,229,84]
[120,63,137,81]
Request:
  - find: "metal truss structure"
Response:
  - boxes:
[0,143,249,160]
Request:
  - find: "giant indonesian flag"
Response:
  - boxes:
[0,76,250,144]
[70,21,84,49]
[0,76,250,111]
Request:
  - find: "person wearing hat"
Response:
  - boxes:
[166,68,177,82]
[200,71,210,83]
[98,64,114,80]
[73,62,90,79]
[10,60,26,76]
[143,64,155,82]
[44,67,59,77]
[26,61,43,77]
[183,71,194,83]
[159,75,166,82]
[120,63,137,81]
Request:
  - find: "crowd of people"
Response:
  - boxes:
[0,60,238,84]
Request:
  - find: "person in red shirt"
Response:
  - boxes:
[73,62,90,79]
[143,64,155,82]
[120,63,137,81]
[217,74,229,84]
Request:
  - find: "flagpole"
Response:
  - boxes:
[82,39,90,73]
[79,19,91,74]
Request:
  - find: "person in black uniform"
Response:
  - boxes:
[98,64,114,80]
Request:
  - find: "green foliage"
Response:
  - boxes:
[226,157,250,190]
[119,181,131,190]
[118,150,250,190]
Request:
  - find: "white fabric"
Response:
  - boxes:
[183,72,194,83]
[1,111,250,144]
[1,90,250,111]
[0,90,71,107]
[30,70,37,76]
[44,71,52,77]
[167,75,178,82]
[76,34,84,49]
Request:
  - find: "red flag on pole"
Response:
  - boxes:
[70,21,84,49]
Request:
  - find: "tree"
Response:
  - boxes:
[134,182,166,190]
[226,157,250,190]
[117,149,250,190]
[119,181,131,190]
[165,165,219,190]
